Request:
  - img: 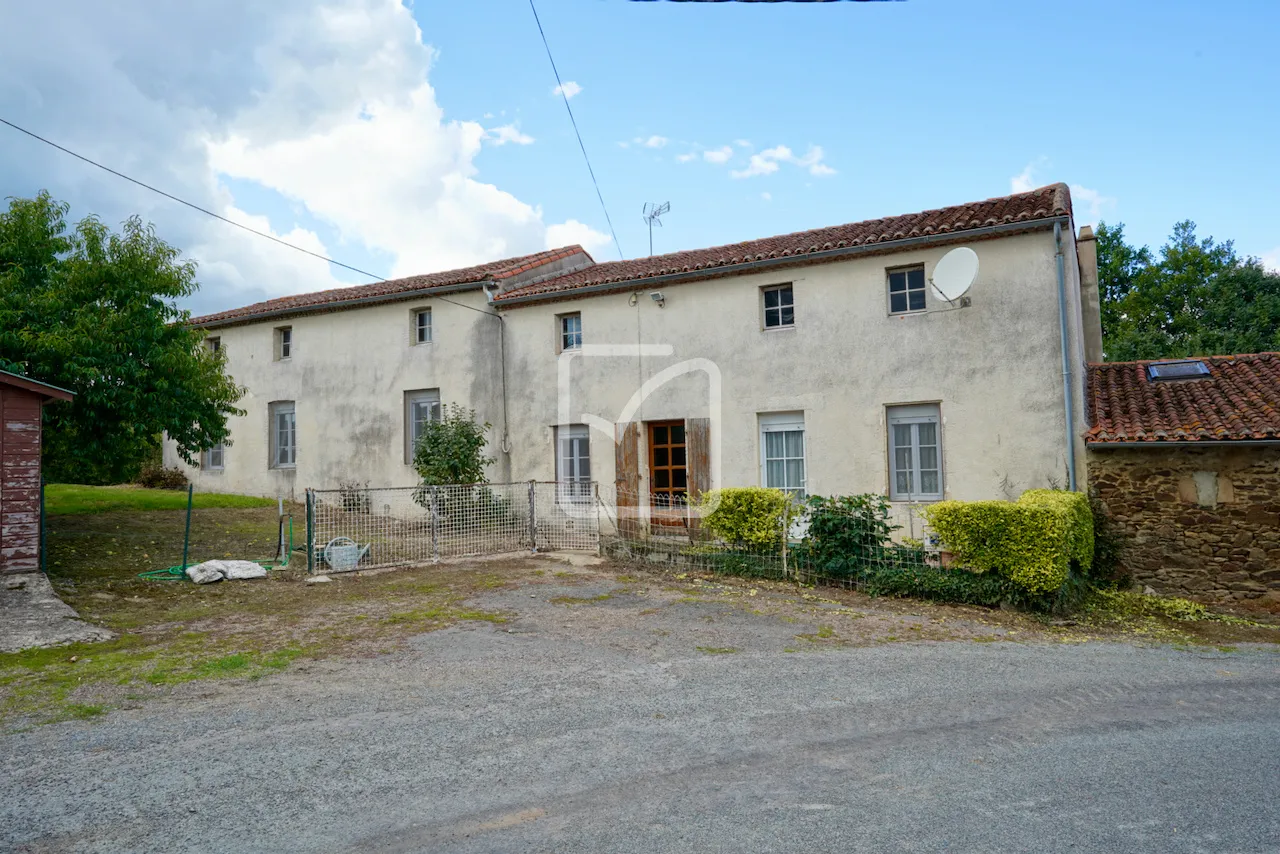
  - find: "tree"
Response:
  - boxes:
[411,403,495,486]
[0,192,243,484]
[1097,220,1280,360]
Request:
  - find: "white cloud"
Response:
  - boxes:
[734,139,751,148]
[675,152,697,163]
[1259,247,1280,273]
[730,144,833,179]
[1011,164,1037,193]
[552,80,582,99]
[545,219,611,255]
[1011,157,1051,193]
[1069,184,1116,226]
[486,123,534,145]
[634,135,667,149]
[0,1,608,313]
[761,192,771,202]
[703,145,734,164]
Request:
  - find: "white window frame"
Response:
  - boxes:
[887,266,927,315]
[887,403,943,501]
[558,312,582,352]
[269,401,296,469]
[555,424,592,504]
[203,443,225,471]
[405,389,442,463]
[414,308,432,345]
[275,326,293,361]
[759,412,806,497]
[762,284,795,329]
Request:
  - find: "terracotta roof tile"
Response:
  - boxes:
[1086,354,1280,444]
[192,245,587,327]
[495,183,1072,302]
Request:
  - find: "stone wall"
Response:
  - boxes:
[1088,445,1280,604]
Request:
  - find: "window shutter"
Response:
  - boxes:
[686,417,711,500]
[614,421,640,538]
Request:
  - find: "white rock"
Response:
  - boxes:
[306,575,332,584]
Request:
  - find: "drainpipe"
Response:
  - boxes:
[1055,222,1078,492]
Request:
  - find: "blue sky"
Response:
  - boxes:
[2,0,1277,315]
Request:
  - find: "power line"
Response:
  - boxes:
[0,116,497,318]
[527,0,624,260]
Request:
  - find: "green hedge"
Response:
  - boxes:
[923,490,1093,595]
[697,487,797,549]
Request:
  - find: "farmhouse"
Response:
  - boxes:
[0,369,74,575]
[167,183,1101,530]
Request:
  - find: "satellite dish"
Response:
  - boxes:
[930,247,979,303]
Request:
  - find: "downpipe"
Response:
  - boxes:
[1055,222,1078,492]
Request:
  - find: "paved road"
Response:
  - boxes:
[4,578,1279,853]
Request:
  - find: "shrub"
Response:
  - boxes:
[338,480,372,514]
[924,490,1094,596]
[136,465,189,490]
[1087,489,1126,582]
[802,493,899,571]
[412,403,495,488]
[697,487,797,550]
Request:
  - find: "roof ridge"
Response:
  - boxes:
[191,244,589,327]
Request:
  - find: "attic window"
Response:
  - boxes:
[1146,360,1210,381]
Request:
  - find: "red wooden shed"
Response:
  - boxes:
[1,369,74,575]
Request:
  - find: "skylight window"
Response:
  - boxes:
[1146,360,1210,381]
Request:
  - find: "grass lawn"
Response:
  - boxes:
[0,500,513,729]
[45,483,276,515]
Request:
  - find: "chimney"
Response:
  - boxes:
[1076,225,1103,363]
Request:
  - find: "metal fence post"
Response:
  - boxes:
[430,486,440,563]
[528,480,537,553]
[305,488,314,575]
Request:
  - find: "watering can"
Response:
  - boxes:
[323,536,371,572]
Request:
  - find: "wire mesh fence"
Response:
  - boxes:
[596,487,1029,608]
[306,482,600,573]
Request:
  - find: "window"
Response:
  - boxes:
[762,284,794,329]
[275,326,293,360]
[760,412,806,497]
[559,313,582,352]
[203,443,224,470]
[887,404,942,500]
[205,337,221,354]
[404,389,441,462]
[414,309,432,345]
[1146,360,1210,381]
[269,401,296,468]
[888,266,927,314]
[556,424,592,503]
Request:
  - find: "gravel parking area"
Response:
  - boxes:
[3,555,1279,853]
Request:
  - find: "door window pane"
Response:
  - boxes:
[761,419,805,497]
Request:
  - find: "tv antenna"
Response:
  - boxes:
[929,246,978,306]
[642,201,670,257]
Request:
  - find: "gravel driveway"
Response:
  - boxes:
[4,568,1278,853]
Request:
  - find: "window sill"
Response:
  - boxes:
[413,341,433,347]
[270,465,297,471]
[761,324,796,333]
[887,310,928,319]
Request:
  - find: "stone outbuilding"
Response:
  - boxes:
[1086,353,1280,604]
[0,369,74,575]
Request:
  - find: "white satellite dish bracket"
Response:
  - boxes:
[928,246,979,310]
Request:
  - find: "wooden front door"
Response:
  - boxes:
[648,420,688,525]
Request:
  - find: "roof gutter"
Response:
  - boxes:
[494,215,1070,307]
[1087,439,1280,448]
[194,280,489,330]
